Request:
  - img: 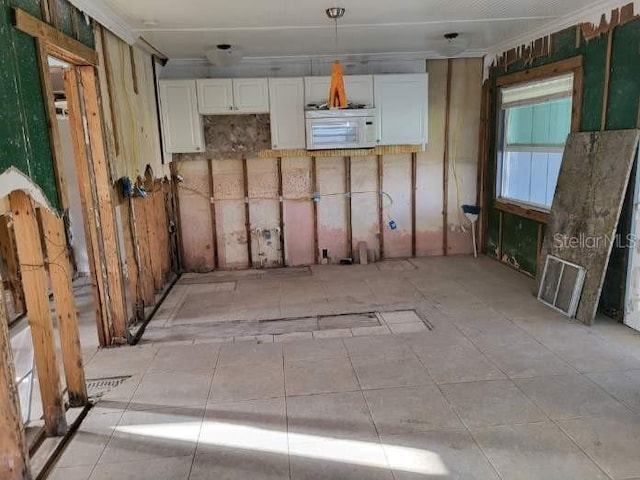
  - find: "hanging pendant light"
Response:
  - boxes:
[326,7,347,108]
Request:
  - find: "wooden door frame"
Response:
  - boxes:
[13,7,128,346]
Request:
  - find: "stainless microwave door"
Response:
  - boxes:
[308,119,359,148]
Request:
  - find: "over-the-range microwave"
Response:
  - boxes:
[305,108,377,150]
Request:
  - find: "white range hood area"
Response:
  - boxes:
[158,73,428,154]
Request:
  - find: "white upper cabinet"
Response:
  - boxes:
[197,78,269,114]
[304,75,374,106]
[268,78,306,150]
[374,73,428,145]
[233,78,270,113]
[158,80,204,153]
[197,79,234,114]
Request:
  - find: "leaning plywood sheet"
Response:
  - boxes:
[539,130,640,325]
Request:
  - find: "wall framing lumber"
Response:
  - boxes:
[0,217,24,313]
[242,157,252,266]
[377,155,385,259]
[79,66,128,341]
[38,209,88,408]
[156,181,171,277]
[493,200,550,224]
[145,174,162,291]
[442,59,453,256]
[411,152,417,257]
[345,156,353,259]
[9,191,67,437]
[259,144,424,159]
[120,198,141,314]
[12,8,98,66]
[311,156,319,263]
[98,25,120,156]
[64,68,110,346]
[0,277,32,480]
[133,197,155,307]
[277,157,286,265]
[207,160,219,269]
[602,30,614,131]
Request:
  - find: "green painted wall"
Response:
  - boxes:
[0,0,94,211]
[486,19,640,317]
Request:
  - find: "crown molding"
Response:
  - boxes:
[68,0,138,44]
[486,0,638,60]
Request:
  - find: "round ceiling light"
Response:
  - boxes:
[325,7,346,20]
[436,33,471,57]
[205,44,244,67]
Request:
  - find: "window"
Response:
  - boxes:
[497,74,574,209]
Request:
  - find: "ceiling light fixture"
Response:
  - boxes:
[205,43,244,67]
[436,33,471,57]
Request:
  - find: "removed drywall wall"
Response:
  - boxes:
[539,130,640,325]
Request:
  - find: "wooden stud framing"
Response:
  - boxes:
[493,200,549,224]
[64,68,111,346]
[345,156,353,259]
[498,211,504,260]
[411,152,417,257]
[377,155,385,260]
[38,209,88,408]
[64,68,110,346]
[0,216,24,314]
[536,223,544,266]
[156,181,171,277]
[601,30,613,131]
[443,59,453,256]
[170,162,185,271]
[259,144,424,159]
[132,197,155,307]
[145,174,162,291]
[79,66,128,341]
[9,191,67,437]
[0,277,32,480]
[99,25,120,156]
[311,156,319,263]
[277,157,286,266]
[12,8,98,66]
[207,160,219,269]
[35,38,68,210]
[478,80,491,254]
[242,158,253,267]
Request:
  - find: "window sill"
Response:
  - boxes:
[494,199,549,224]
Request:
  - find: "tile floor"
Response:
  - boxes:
[47,256,640,479]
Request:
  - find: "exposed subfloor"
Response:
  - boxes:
[48,256,640,480]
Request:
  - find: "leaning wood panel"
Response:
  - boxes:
[38,209,88,408]
[0,216,24,313]
[0,277,32,480]
[539,130,640,325]
[64,68,110,346]
[79,66,128,341]
[9,191,67,437]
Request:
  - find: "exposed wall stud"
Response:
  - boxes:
[601,30,613,131]
[277,157,286,266]
[377,155,385,260]
[99,26,120,156]
[129,44,139,95]
[9,191,67,437]
[242,157,252,267]
[345,156,353,259]
[207,159,219,269]
[38,209,88,408]
[0,217,24,313]
[0,276,32,480]
[311,156,319,263]
[443,58,453,256]
[411,152,417,257]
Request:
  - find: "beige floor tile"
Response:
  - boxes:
[364,386,463,435]
[415,345,506,384]
[199,397,287,455]
[274,331,314,342]
[515,373,631,419]
[147,344,220,374]
[380,310,422,324]
[99,407,202,464]
[285,357,359,396]
[287,391,378,441]
[312,328,353,339]
[343,335,413,358]
[350,352,433,390]
[289,456,394,480]
[471,422,608,480]
[48,466,93,480]
[481,342,576,379]
[210,361,284,402]
[89,455,193,480]
[388,322,428,334]
[284,338,348,362]
[217,342,283,368]
[191,450,290,480]
[130,371,212,410]
[441,379,546,428]
[56,411,122,468]
[558,413,640,479]
[587,369,640,413]
[381,430,500,479]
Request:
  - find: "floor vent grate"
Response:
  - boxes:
[86,376,131,399]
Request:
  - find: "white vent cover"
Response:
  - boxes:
[538,255,586,317]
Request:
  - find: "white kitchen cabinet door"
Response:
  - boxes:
[196,78,234,114]
[268,78,305,150]
[304,75,374,106]
[233,78,270,113]
[374,73,428,145]
[158,80,204,153]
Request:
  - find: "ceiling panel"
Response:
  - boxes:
[104,0,603,58]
